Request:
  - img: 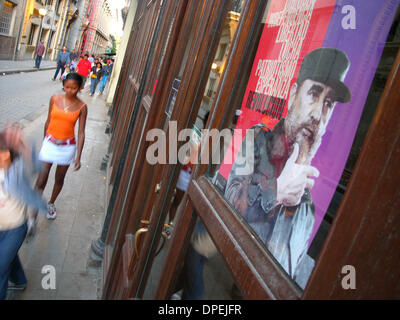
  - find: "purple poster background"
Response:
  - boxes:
[309,0,399,244]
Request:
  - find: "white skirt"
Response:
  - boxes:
[38,136,76,165]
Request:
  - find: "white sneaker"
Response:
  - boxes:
[46,203,57,220]
[171,293,182,300]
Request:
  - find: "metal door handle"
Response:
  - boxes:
[133,224,169,257]
[134,227,148,257]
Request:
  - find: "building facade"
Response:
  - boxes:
[79,0,114,56]
[0,0,28,60]
[13,0,70,60]
[64,0,89,53]
[1,0,120,61]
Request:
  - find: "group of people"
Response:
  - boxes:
[0,73,88,299]
[50,47,114,96]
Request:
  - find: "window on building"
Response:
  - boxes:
[55,0,61,15]
[207,78,216,97]
[216,43,228,61]
[0,1,14,35]
[28,25,37,45]
[48,30,54,48]
[231,0,242,13]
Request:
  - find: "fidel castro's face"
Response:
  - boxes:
[285,79,338,165]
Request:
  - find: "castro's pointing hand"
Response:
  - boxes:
[276,143,319,207]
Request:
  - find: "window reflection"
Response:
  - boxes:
[209,2,400,290]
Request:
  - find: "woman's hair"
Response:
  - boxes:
[96,62,102,68]
[0,133,16,162]
[62,72,83,88]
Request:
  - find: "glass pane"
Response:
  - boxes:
[170,212,242,300]
[144,1,244,300]
[144,211,243,300]
[208,0,399,290]
[146,1,181,97]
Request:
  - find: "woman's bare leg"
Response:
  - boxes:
[49,165,69,204]
[30,162,52,220]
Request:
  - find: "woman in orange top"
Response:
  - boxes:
[32,73,88,227]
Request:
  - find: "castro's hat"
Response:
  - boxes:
[297,48,351,103]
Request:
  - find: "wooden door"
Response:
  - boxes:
[102,0,233,299]
[102,0,180,297]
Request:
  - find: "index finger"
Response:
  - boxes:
[304,165,320,178]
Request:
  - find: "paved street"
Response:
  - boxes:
[0,69,65,129]
[1,68,110,299]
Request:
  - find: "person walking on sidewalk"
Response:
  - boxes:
[0,125,47,300]
[52,47,70,81]
[88,54,94,66]
[76,53,92,89]
[89,62,104,96]
[69,49,77,64]
[70,58,78,72]
[99,59,113,95]
[61,66,71,82]
[34,40,45,69]
[32,73,87,226]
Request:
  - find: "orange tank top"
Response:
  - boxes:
[47,99,84,140]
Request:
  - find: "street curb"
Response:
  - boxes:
[0,66,56,76]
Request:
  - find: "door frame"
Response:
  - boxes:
[102,0,174,298]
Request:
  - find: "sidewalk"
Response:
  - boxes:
[6,80,110,300]
[0,59,56,75]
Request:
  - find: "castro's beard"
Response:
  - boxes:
[285,115,323,166]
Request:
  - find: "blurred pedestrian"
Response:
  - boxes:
[0,125,47,299]
[89,62,104,96]
[70,58,78,72]
[31,73,87,227]
[61,66,71,82]
[52,47,70,81]
[99,59,113,95]
[168,112,214,300]
[34,40,45,69]
[88,54,94,66]
[181,220,217,299]
[69,49,77,63]
[76,53,92,89]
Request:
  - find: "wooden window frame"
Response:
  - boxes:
[155,1,400,300]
